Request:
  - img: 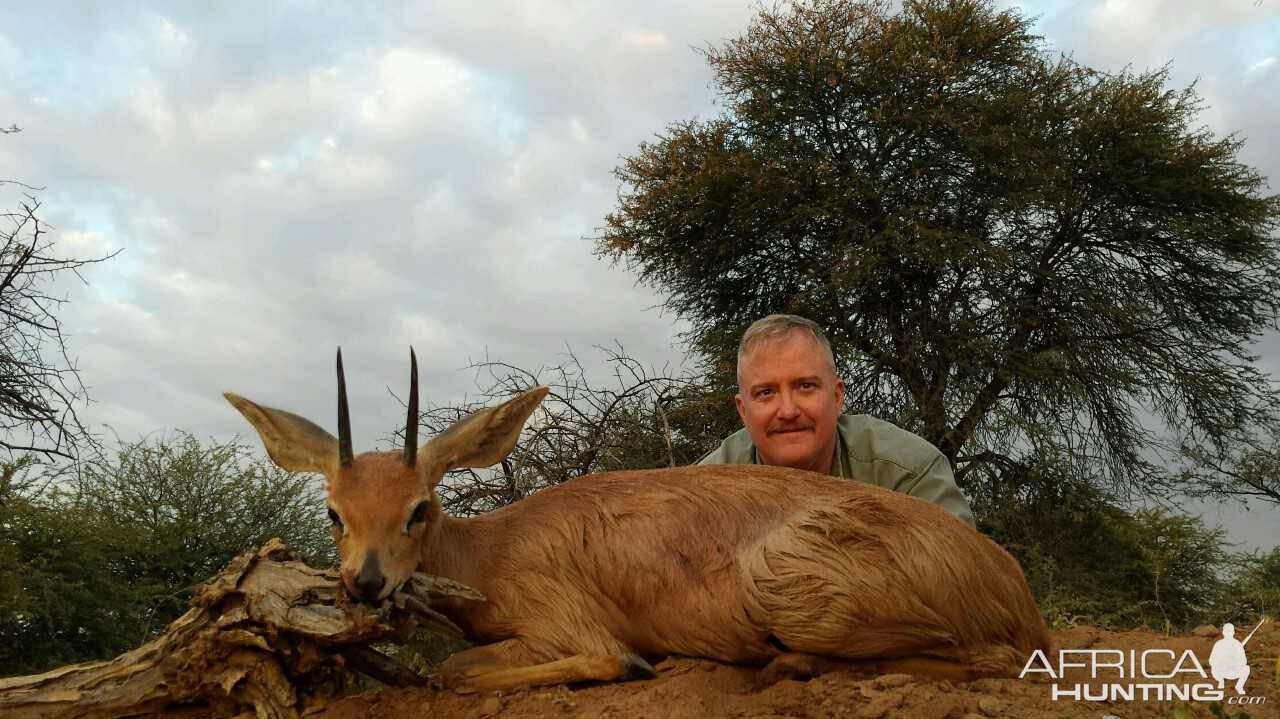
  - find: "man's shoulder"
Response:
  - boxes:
[836,415,973,526]
[696,427,755,465]
[837,414,944,473]
[699,415,944,470]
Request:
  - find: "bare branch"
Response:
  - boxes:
[391,345,699,516]
[0,195,118,459]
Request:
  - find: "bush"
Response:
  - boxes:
[71,432,335,627]
[1209,546,1280,627]
[978,463,1232,631]
[0,461,146,673]
[0,434,334,677]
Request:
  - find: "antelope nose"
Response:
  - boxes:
[354,572,386,600]
[353,553,387,601]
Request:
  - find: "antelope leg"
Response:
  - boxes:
[440,640,655,692]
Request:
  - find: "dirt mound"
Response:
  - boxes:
[314,624,1279,719]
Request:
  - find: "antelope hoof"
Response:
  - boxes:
[757,653,834,688]
[621,653,657,681]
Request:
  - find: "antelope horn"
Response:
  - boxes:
[404,347,419,467]
[337,347,354,467]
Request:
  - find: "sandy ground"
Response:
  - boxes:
[311,623,1279,719]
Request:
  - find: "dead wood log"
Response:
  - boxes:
[0,539,485,719]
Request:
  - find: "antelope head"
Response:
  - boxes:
[224,348,547,602]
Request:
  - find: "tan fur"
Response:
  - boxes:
[325,452,432,594]
[420,466,1048,676]
[226,385,1050,690]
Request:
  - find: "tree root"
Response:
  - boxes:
[0,539,484,719]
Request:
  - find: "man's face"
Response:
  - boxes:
[735,331,845,473]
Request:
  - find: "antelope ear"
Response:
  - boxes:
[421,387,548,477]
[224,392,340,476]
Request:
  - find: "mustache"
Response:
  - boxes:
[767,422,814,435]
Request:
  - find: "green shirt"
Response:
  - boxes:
[697,415,976,527]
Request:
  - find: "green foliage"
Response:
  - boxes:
[1179,421,1280,506]
[1209,545,1280,627]
[0,459,147,672]
[660,373,743,467]
[71,432,335,625]
[598,0,1280,502]
[978,460,1231,631]
[0,434,333,677]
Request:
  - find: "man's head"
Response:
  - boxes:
[734,314,845,474]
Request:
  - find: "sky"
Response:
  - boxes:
[1,0,1276,550]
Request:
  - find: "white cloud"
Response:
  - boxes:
[396,312,453,355]
[0,33,17,78]
[568,116,592,144]
[185,67,350,150]
[1091,0,1157,39]
[318,250,401,296]
[1050,0,1279,74]
[623,30,669,49]
[151,16,194,59]
[128,78,176,140]
[315,150,396,196]
[1246,55,1276,80]
[358,48,475,139]
[58,229,106,256]
[411,180,477,240]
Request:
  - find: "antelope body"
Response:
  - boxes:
[226,351,1049,691]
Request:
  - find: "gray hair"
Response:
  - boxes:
[736,314,837,385]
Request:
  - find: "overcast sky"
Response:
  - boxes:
[1,1,1276,549]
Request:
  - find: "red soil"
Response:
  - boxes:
[311,623,1279,719]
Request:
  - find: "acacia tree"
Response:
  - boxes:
[598,0,1280,497]
[1177,424,1280,505]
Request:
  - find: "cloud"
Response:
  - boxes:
[127,77,176,140]
[1,1,749,453]
[151,16,195,59]
[0,1,1274,550]
[357,48,476,139]
[1246,55,1277,81]
[623,30,670,50]
[57,228,107,256]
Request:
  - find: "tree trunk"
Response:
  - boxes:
[0,539,483,719]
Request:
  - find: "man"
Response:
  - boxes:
[699,314,975,527]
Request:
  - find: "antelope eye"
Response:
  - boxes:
[407,500,430,531]
[327,507,343,528]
